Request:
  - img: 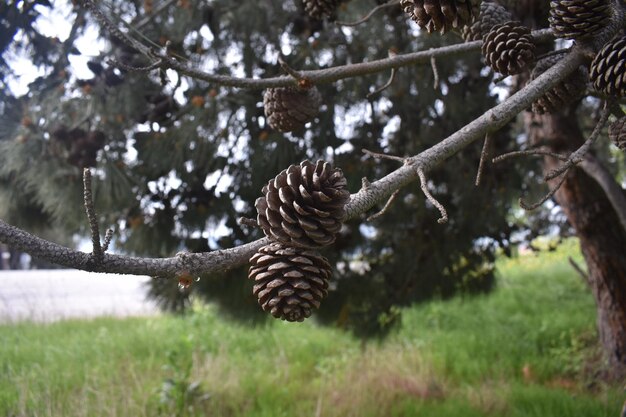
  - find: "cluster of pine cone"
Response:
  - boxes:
[50,126,106,168]
[396,0,625,149]
[249,160,350,322]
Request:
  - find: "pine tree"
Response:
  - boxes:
[0,0,625,374]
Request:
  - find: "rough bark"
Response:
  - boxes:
[527,110,626,378]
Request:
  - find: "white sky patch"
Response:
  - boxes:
[203,170,232,196]
[6,54,45,96]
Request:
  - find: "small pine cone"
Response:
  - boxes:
[400,0,481,34]
[256,160,350,248]
[548,0,611,41]
[249,242,331,322]
[589,35,626,98]
[530,55,588,114]
[303,0,340,20]
[263,86,322,133]
[609,117,626,150]
[462,1,512,41]
[482,21,535,75]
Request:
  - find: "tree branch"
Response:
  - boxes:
[580,154,626,232]
[0,42,589,277]
[76,0,554,89]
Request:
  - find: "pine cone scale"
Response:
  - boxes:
[249,243,331,322]
[257,160,349,248]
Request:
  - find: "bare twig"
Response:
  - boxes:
[362,148,405,163]
[569,256,589,282]
[335,0,400,27]
[0,47,589,276]
[580,153,626,232]
[107,58,163,72]
[134,0,178,29]
[77,0,555,89]
[544,105,611,181]
[430,55,440,90]
[475,132,492,186]
[367,190,400,221]
[102,228,114,253]
[278,56,305,83]
[492,149,570,163]
[83,169,102,262]
[417,168,448,224]
[535,48,570,62]
[519,172,569,211]
[367,68,397,98]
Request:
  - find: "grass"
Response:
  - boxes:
[0,239,623,416]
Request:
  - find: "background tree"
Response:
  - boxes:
[0,0,624,374]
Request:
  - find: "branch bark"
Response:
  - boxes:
[580,154,626,232]
[77,0,554,89]
[0,47,589,276]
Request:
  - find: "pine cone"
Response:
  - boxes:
[256,160,350,248]
[609,116,626,150]
[548,0,611,41]
[400,0,481,34]
[530,55,588,114]
[482,21,535,75]
[263,86,322,133]
[248,242,331,322]
[303,0,341,20]
[589,35,626,98]
[462,1,512,41]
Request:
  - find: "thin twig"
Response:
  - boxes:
[102,229,114,253]
[134,0,178,30]
[430,55,440,90]
[569,256,589,282]
[77,0,556,90]
[519,172,568,211]
[278,56,310,87]
[362,148,405,163]
[535,48,571,62]
[417,168,448,224]
[492,149,570,163]
[83,169,102,261]
[367,190,400,221]
[335,0,400,26]
[107,58,163,72]
[367,68,397,98]
[475,132,492,186]
[544,105,611,181]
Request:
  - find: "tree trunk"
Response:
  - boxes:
[526,110,626,378]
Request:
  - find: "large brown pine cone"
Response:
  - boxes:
[609,116,626,150]
[481,21,535,75]
[248,242,331,322]
[589,35,626,98]
[548,0,611,41]
[256,160,350,248]
[303,0,341,20]
[530,55,588,114]
[400,0,481,34]
[462,1,512,41]
[263,86,322,133]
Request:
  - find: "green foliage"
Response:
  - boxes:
[0,242,622,416]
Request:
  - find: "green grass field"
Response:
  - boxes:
[0,240,624,416]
